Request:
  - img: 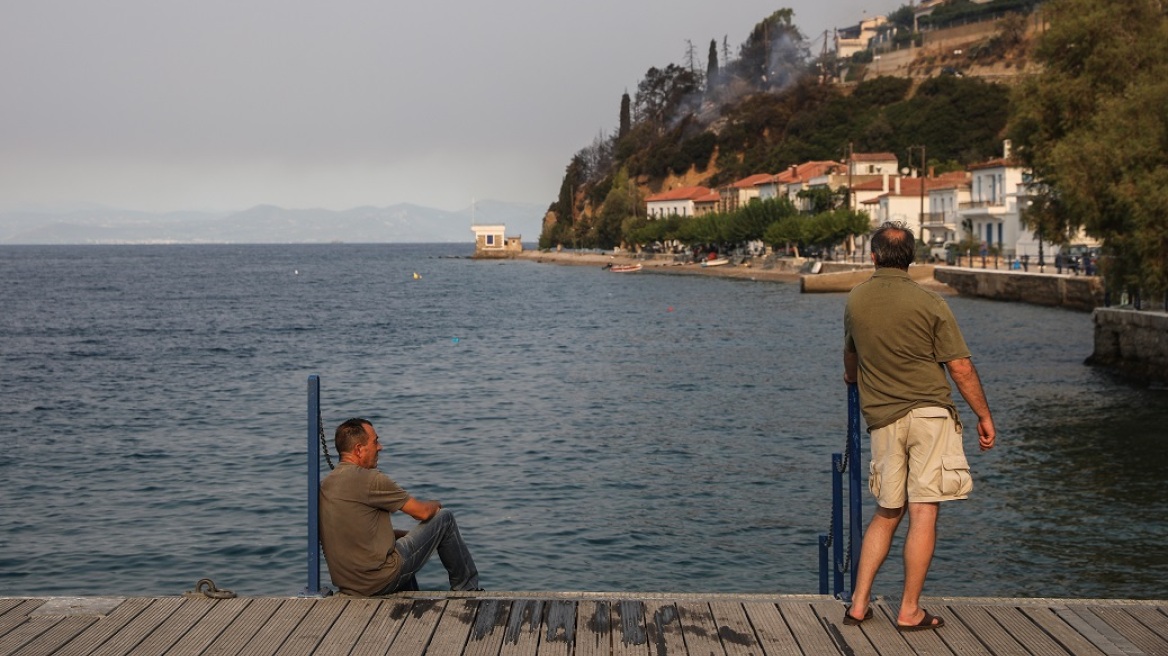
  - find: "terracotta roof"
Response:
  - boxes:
[694,191,721,203]
[849,152,898,162]
[645,186,715,202]
[773,160,843,184]
[731,173,775,189]
[968,157,1024,171]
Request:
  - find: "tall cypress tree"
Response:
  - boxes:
[706,39,719,96]
[619,92,631,139]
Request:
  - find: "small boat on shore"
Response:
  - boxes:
[701,258,729,268]
[606,263,643,273]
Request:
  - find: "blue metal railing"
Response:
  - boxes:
[819,383,863,598]
[304,374,327,597]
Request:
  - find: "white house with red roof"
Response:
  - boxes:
[956,142,1030,255]
[718,173,774,212]
[861,171,971,240]
[645,186,719,218]
[847,152,900,177]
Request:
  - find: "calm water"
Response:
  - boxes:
[1,244,1165,599]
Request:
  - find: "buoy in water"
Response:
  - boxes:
[413,272,421,280]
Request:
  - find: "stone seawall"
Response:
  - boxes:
[1086,309,1168,384]
[933,267,1104,312]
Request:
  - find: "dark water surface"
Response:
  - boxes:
[1,244,1165,599]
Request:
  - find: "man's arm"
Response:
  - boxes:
[401,497,442,522]
[945,357,996,451]
[844,349,859,384]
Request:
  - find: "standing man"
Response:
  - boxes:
[842,222,995,630]
[319,418,481,595]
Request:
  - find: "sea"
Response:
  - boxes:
[1,243,1166,600]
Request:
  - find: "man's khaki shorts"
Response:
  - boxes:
[868,406,972,508]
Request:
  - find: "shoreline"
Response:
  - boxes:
[512,249,957,294]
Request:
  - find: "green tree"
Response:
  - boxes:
[594,167,640,249]
[734,8,808,90]
[1008,0,1168,301]
[619,92,631,139]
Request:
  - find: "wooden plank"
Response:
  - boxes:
[126,597,216,656]
[201,598,284,656]
[314,598,380,655]
[888,604,958,656]
[742,602,802,656]
[0,600,30,619]
[809,600,880,656]
[0,600,46,646]
[1124,605,1168,642]
[53,598,153,656]
[349,599,412,656]
[87,597,184,656]
[984,605,1082,656]
[11,616,96,656]
[780,602,840,655]
[573,600,611,656]
[382,599,444,656]
[1087,607,1168,656]
[162,597,250,656]
[500,599,543,656]
[643,601,685,656]
[947,605,1028,656]
[536,600,575,656]
[235,597,315,656]
[1055,607,1134,656]
[916,604,992,656]
[613,600,648,656]
[272,597,350,656]
[426,599,477,656]
[463,599,510,656]
[675,601,723,656]
[709,601,765,656]
[0,616,58,656]
[1018,606,1107,656]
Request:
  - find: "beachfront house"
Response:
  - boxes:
[718,174,773,213]
[471,224,523,259]
[956,141,1028,257]
[645,186,718,218]
[923,175,972,250]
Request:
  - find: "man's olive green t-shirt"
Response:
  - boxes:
[319,462,410,596]
[844,267,971,430]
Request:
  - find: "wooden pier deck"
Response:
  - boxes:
[2,592,1165,655]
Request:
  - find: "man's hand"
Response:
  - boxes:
[945,357,996,451]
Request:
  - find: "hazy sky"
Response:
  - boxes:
[1,0,901,213]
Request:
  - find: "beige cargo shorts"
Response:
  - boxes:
[868,406,972,508]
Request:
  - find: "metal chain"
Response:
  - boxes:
[318,412,334,470]
[185,578,236,599]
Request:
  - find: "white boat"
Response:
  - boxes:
[606,263,643,273]
[701,258,729,268]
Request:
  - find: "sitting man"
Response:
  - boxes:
[319,417,481,595]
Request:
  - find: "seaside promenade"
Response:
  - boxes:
[3,592,1166,655]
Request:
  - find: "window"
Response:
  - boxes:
[486,234,495,246]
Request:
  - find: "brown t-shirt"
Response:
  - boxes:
[318,462,411,596]
[844,267,971,430]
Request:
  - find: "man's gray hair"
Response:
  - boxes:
[871,221,915,269]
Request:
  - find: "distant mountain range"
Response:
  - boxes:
[0,199,546,245]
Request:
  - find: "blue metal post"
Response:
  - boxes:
[818,535,829,595]
[305,375,322,596]
[832,453,844,596]
[847,384,863,597]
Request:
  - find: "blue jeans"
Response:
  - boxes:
[378,508,480,594]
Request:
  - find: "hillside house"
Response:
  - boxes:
[835,15,888,60]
